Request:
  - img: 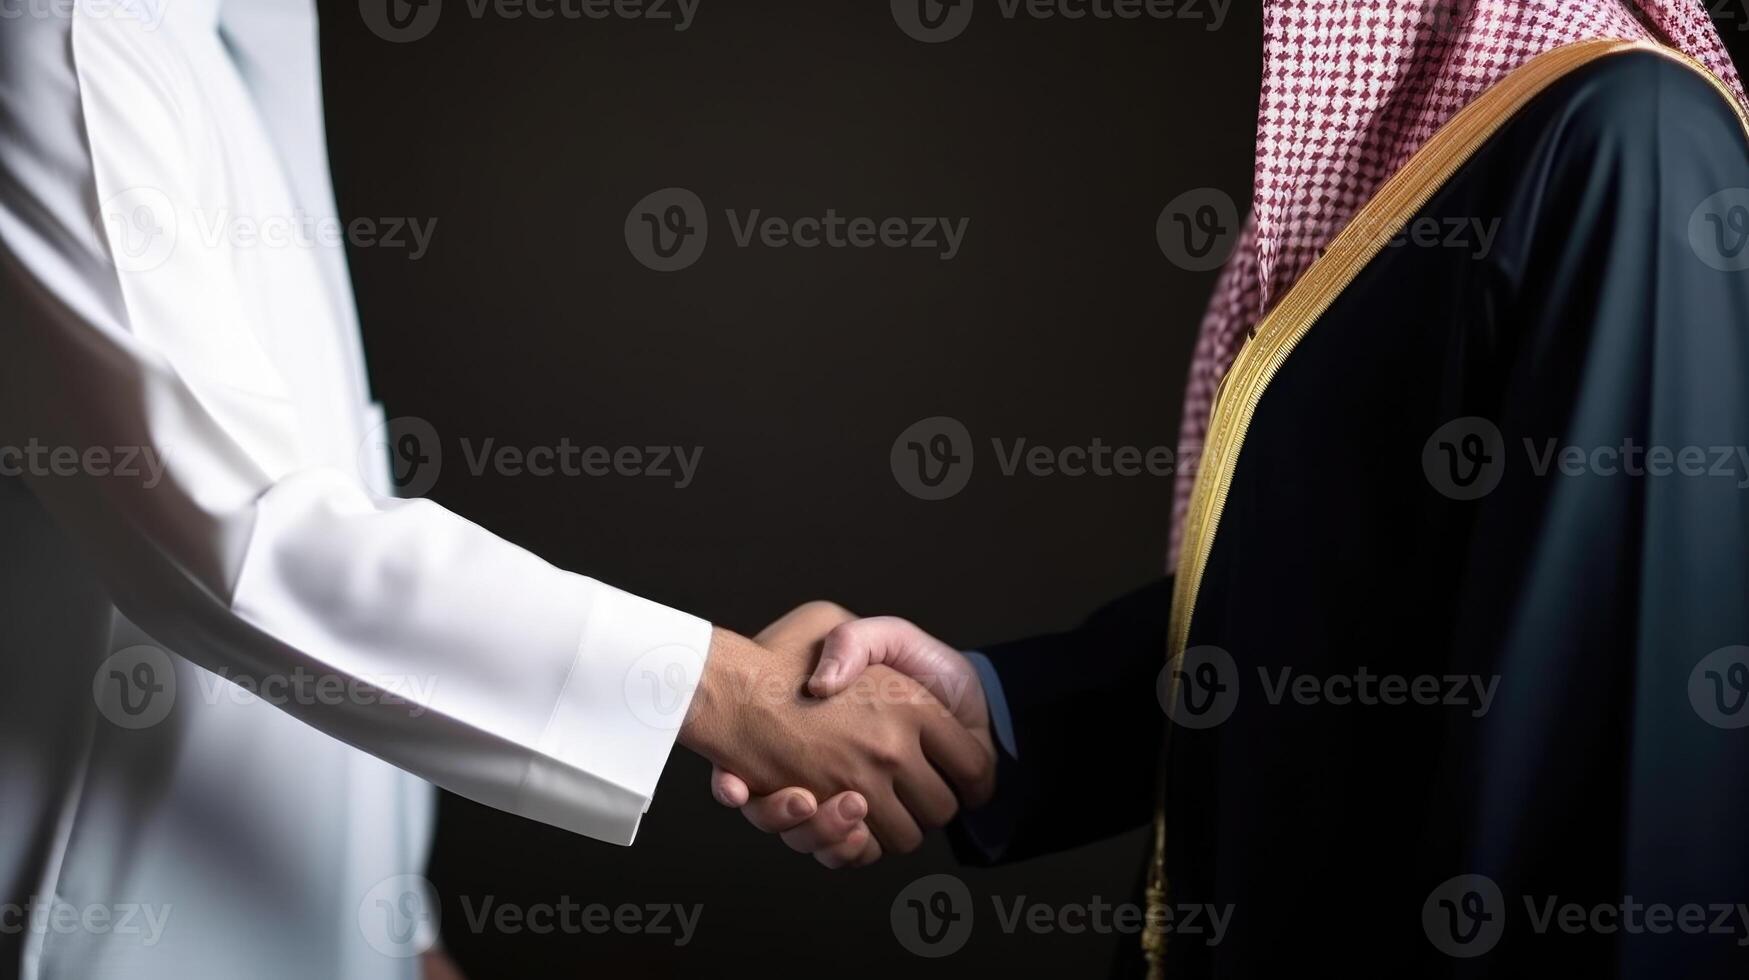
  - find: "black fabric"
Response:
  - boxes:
[964,50,1749,978]
[950,576,1170,867]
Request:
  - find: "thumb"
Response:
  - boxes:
[710,765,751,807]
[814,617,985,731]
[809,617,899,697]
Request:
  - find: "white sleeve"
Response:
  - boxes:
[0,7,708,845]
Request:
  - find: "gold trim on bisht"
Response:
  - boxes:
[1141,39,1749,980]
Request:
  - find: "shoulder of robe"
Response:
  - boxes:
[1537,48,1749,174]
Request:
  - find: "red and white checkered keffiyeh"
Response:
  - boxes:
[1168,0,1747,566]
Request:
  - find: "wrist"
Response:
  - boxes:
[679,627,754,761]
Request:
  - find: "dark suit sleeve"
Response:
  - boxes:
[949,577,1170,865]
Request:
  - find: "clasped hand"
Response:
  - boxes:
[678,602,991,868]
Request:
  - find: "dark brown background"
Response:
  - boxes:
[318,2,1749,976]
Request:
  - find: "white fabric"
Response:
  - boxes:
[0,3,711,977]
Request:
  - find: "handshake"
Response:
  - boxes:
[677,602,993,868]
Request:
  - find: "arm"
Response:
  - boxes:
[716,579,1171,865]
[949,578,1172,864]
[0,14,712,846]
[0,11,982,852]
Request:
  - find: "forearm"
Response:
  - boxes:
[953,577,1171,864]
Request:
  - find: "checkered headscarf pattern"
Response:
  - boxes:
[1168,0,1747,566]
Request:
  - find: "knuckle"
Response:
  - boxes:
[869,740,908,772]
[798,600,852,621]
[824,619,864,647]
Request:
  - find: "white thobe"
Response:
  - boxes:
[0,2,712,977]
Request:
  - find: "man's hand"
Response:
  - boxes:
[710,602,880,868]
[679,606,994,856]
[706,611,992,867]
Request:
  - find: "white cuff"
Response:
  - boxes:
[523,581,713,845]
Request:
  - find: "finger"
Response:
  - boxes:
[812,824,880,870]
[711,766,750,808]
[918,706,998,809]
[844,832,884,868]
[892,748,961,831]
[739,787,819,833]
[779,791,868,852]
[811,620,881,697]
[864,784,925,855]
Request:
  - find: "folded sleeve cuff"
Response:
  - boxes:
[522,581,713,845]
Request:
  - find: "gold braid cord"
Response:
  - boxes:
[1135,39,1742,980]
